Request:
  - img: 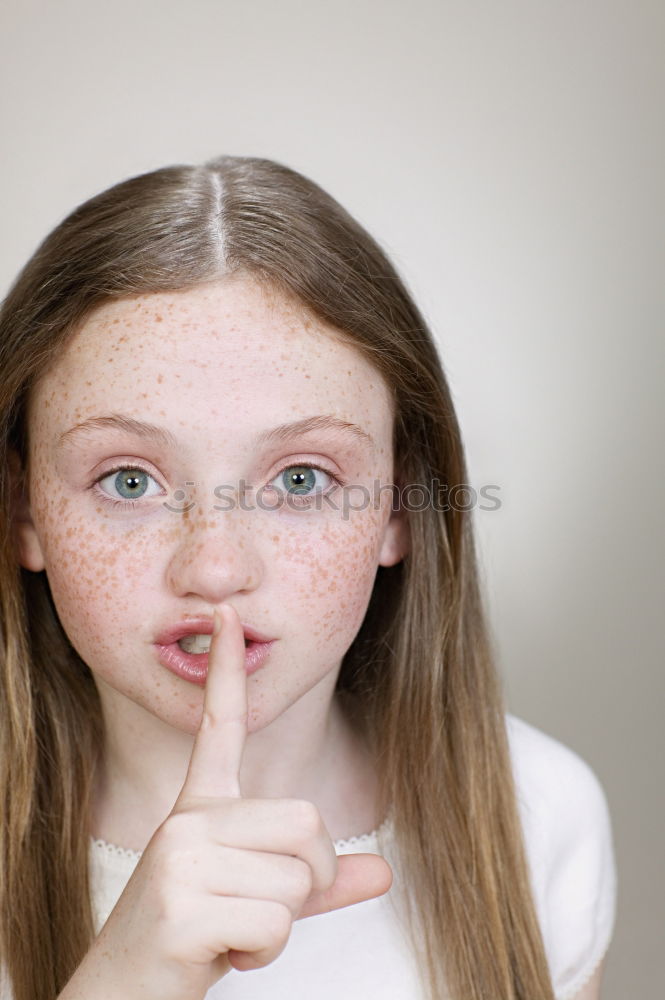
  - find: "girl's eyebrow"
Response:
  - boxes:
[256,415,375,453]
[58,414,177,450]
[58,413,376,454]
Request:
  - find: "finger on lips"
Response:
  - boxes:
[174,604,338,894]
[177,603,248,802]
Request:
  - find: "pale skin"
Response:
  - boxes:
[14,276,409,850]
[570,962,604,1000]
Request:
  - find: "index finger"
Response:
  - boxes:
[176,603,248,802]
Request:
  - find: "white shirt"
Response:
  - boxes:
[85,714,617,999]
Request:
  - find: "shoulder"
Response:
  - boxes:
[505,713,612,838]
[504,714,618,1000]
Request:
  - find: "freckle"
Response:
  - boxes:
[157,374,164,384]
[155,315,163,322]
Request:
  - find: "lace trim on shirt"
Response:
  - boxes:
[331,815,392,850]
[90,815,393,864]
[90,838,143,863]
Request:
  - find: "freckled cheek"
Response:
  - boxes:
[33,501,156,659]
[279,510,384,655]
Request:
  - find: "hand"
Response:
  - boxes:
[60,604,393,1000]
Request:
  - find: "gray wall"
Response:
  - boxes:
[1,2,662,996]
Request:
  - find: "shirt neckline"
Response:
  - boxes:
[89,815,393,865]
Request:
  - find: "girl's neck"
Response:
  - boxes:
[90,691,381,853]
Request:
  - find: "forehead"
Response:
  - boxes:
[29,277,394,451]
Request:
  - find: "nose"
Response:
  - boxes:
[165,505,263,603]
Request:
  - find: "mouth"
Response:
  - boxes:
[153,618,275,686]
[175,633,251,654]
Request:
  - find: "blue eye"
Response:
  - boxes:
[94,466,163,506]
[270,464,337,497]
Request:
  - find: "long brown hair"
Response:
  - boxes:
[0,156,556,1000]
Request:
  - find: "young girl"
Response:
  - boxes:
[0,155,616,1000]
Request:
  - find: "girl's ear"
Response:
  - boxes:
[377,479,410,568]
[7,449,46,572]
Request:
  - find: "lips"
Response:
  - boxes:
[154,618,274,646]
[153,616,275,684]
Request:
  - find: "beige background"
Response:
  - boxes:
[1,1,662,995]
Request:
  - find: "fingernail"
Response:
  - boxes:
[213,609,222,635]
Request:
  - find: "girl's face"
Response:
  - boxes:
[14,277,407,736]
